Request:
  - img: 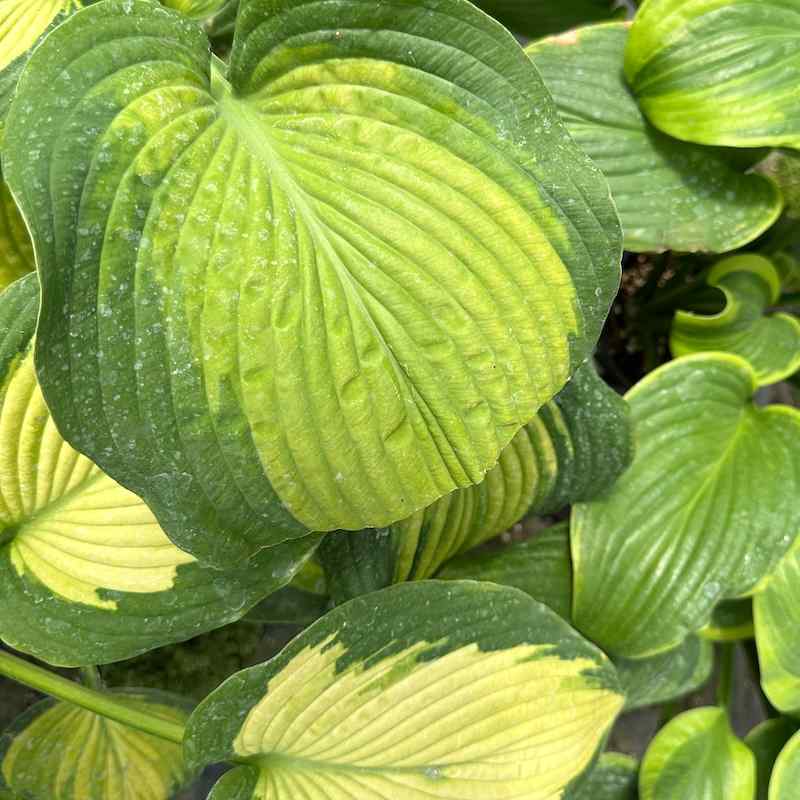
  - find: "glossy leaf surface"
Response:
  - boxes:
[528,23,781,253]
[0,275,319,667]
[640,707,755,800]
[4,0,621,566]
[185,581,624,799]
[0,692,189,800]
[573,353,800,658]
[625,0,800,148]
[671,255,800,385]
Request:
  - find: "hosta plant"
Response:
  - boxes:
[0,0,799,798]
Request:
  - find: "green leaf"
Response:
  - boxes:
[0,181,33,293]
[745,718,798,800]
[700,597,754,642]
[754,540,800,714]
[625,0,800,149]
[185,581,624,799]
[3,0,621,567]
[768,730,800,800]
[163,0,228,18]
[439,521,712,711]
[244,586,328,626]
[573,353,800,658]
[328,362,633,594]
[527,23,782,253]
[0,0,78,74]
[438,521,573,619]
[671,254,800,386]
[0,691,190,799]
[759,150,800,220]
[565,753,638,800]
[472,0,618,38]
[0,274,320,667]
[640,707,755,800]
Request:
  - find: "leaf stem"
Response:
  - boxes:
[716,643,736,712]
[0,650,184,744]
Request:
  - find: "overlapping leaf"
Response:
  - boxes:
[625,0,800,149]
[573,353,800,658]
[769,730,800,800]
[754,541,800,714]
[3,0,622,566]
[746,719,798,800]
[701,598,754,642]
[162,0,227,18]
[0,275,319,667]
[472,0,618,37]
[671,254,800,385]
[0,182,33,292]
[185,581,624,799]
[640,707,755,800]
[0,691,190,800]
[566,753,638,800]
[527,23,782,253]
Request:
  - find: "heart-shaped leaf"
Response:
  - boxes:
[573,353,800,658]
[440,520,712,711]
[767,729,800,800]
[640,707,755,800]
[3,0,621,566]
[745,719,799,800]
[0,275,319,667]
[0,181,33,292]
[566,753,638,800]
[472,0,618,37]
[671,254,800,385]
[0,690,190,800]
[185,581,624,799]
[754,541,800,714]
[625,0,800,149]
[527,23,782,253]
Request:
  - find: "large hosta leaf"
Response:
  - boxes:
[671,254,800,385]
[625,0,800,149]
[769,731,800,800]
[754,541,800,714]
[640,707,755,800]
[573,353,800,658]
[322,362,632,598]
[0,691,189,800]
[472,0,618,37]
[0,181,33,292]
[3,0,621,566]
[0,275,319,667]
[527,23,782,253]
[566,753,638,800]
[185,581,624,799]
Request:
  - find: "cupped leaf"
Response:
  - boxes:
[573,353,800,658]
[625,0,800,149]
[700,597,754,642]
[671,255,800,385]
[527,23,782,253]
[185,581,624,799]
[746,718,798,800]
[322,362,633,598]
[769,730,800,800]
[439,521,713,711]
[640,707,755,800]
[0,181,33,292]
[472,0,618,37]
[0,691,190,799]
[0,275,319,667]
[754,540,800,714]
[566,753,638,800]
[4,0,621,567]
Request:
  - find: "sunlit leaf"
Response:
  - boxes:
[625,0,800,148]
[0,275,319,667]
[3,0,621,566]
[745,718,798,800]
[768,730,800,800]
[162,0,227,18]
[527,23,781,253]
[0,181,33,292]
[640,707,755,800]
[573,353,800,658]
[0,691,190,800]
[185,581,624,799]
[671,254,800,385]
